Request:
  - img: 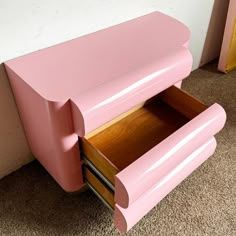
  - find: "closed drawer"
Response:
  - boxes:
[84,165,115,209]
[80,86,226,232]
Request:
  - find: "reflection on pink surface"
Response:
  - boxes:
[115,103,226,208]
[4,10,226,233]
[71,47,192,136]
[114,138,217,232]
[5,12,190,101]
[92,67,170,109]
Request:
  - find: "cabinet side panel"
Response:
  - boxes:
[5,66,83,191]
[0,63,33,179]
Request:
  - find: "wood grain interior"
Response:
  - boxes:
[81,86,208,185]
[158,86,208,119]
[85,102,145,139]
[80,138,119,184]
[82,101,188,184]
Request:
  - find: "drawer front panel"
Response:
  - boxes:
[115,103,226,208]
[83,138,217,232]
[71,48,192,136]
[114,138,217,232]
[80,86,226,232]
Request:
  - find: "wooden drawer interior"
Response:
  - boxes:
[81,86,208,186]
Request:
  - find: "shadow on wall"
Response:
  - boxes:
[200,0,230,66]
[0,63,33,179]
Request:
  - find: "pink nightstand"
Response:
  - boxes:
[5,12,226,232]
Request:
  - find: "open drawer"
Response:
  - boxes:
[80,86,226,232]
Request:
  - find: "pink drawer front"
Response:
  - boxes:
[115,103,225,208]
[71,47,192,136]
[81,86,226,232]
[114,137,217,231]
[4,11,192,194]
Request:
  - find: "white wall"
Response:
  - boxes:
[0,0,226,68]
[0,0,228,178]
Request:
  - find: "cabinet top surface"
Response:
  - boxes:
[5,12,190,101]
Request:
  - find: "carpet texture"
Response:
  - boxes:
[0,63,235,236]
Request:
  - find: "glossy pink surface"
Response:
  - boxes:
[5,11,192,192]
[4,11,226,233]
[5,12,190,101]
[114,138,217,232]
[71,47,192,135]
[5,67,83,191]
[115,103,226,208]
[5,11,191,136]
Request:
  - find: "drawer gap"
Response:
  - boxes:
[86,182,114,211]
[83,155,114,191]
[83,165,115,209]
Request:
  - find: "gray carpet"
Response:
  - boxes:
[0,63,235,236]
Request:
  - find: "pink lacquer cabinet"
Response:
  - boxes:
[5,12,226,232]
